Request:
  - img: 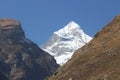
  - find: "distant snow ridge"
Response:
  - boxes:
[41,21,92,65]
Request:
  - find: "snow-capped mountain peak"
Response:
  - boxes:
[63,21,80,31]
[54,21,81,37]
[41,21,92,65]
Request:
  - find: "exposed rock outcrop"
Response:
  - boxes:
[0,18,59,80]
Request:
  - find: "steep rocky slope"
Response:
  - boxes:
[49,15,120,80]
[0,18,59,80]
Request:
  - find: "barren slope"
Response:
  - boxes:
[49,15,120,80]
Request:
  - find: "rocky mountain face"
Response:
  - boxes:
[0,18,59,80]
[0,72,9,80]
[42,21,92,65]
[49,15,120,80]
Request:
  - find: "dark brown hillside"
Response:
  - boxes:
[0,18,59,80]
[49,15,120,80]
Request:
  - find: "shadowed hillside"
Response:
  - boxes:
[0,18,59,80]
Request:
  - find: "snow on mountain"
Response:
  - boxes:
[41,21,92,65]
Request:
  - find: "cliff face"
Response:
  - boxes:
[0,18,59,80]
[49,15,120,80]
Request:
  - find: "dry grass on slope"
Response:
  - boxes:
[49,15,120,80]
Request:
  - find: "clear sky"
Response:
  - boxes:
[0,0,120,45]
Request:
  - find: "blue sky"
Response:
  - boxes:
[0,0,120,45]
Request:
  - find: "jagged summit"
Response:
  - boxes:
[60,21,80,31]
[54,21,82,37]
[42,21,92,65]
